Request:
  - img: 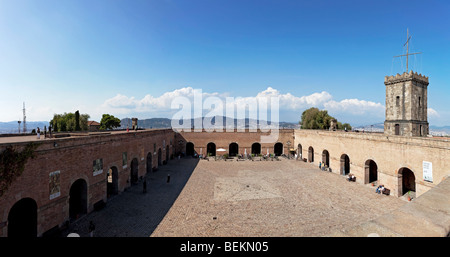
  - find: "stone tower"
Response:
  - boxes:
[384,71,429,137]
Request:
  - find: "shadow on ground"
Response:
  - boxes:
[59,157,199,237]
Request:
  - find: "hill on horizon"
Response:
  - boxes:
[119,117,301,130]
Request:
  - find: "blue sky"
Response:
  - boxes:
[0,0,449,126]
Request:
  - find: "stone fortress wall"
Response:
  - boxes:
[0,129,176,237]
[294,129,450,197]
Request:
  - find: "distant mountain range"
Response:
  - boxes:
[0,121,50,134]
[119,117,301,130]
[353,122,450,136]
[1,119,448,136]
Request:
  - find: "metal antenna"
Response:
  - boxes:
[393,28,422,73]
[23,102,27,133]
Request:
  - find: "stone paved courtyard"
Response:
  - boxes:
[63,157,406,237]
[151,158,406,237]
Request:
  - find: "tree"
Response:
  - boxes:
[80,114,90,131]
[342,123,352,131]
[50,112,90,132]
[75,110,81,131]
[300,107,335,130]
[100,114,121,130]
[300,107,351,130]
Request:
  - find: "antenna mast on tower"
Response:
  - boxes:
[23,102,27,133]
[393,28,422,73]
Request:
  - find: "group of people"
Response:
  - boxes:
[36,126,53,139]
[376,184,386,194]
[318,162,328,171]
[347,173,356,182]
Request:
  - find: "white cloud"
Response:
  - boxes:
[256,87,333,110]
[100,87,386,123]
[428,108,439,118]
[324,99,385,116]
[102,87,225,112]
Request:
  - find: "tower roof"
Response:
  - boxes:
[384,70,429,85]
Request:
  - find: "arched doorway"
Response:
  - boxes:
[107,166,119,197]
[146,152,153,173]
[322,150,330,167]
[399,167,415,195]
[274,142,283,156]
[8,198,37,237]
[158,148,162,166]
[229,142,239,157]
[69,179,87,221]
[365,160,378,184]
[251,143,261,155]
[186,142,195,156]
[308,146,314,162]
[297,144,302,159]
[340,154,350,175]
[207,142,216,156]
[165,145,169,164]
[130,158,139,185]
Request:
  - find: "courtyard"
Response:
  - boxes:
[151,157,405,237]
[63,155,405,237]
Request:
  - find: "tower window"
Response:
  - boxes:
[396,96,400,106]
[419,97,421,107]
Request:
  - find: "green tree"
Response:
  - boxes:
[342,123,352,131]
[75,110,81,131]
[300,107,351,130]
[50,111,90,132]
[100,114,121,130]
[80,114,90,131]
[300,107,335,130]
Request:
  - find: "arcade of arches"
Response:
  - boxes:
[192,142,290,157]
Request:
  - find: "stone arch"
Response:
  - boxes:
[186,142,195,156]
[340,154,350,175]
[165,145,169,164]
[364,159,378,184]
[274,142,283,156]
[69,178,88,221]
[158,148,162,166]
[130,158,139,185]
[322,150,330,167]
[229,142,239,157]
[207,142,216,156]
[146,152,153,173]
[308,146,314,162]
[107,166,119,197]
[8,197,37,237]
[297,144,302,159]
[398,167,416,196]
[251,142,261,155]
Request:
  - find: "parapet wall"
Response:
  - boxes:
[384,70,429,85]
